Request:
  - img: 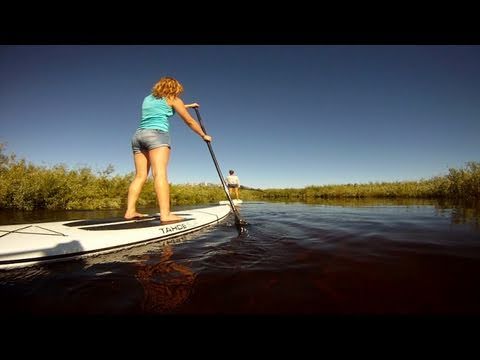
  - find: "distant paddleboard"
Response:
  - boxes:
[0,205,231,269]
[219,199,243,205]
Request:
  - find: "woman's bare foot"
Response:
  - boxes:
[124,212,148,220]
[160,213,184,223]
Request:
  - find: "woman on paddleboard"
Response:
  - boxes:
[124,77,212,222]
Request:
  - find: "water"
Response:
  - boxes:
[1,200,480,315]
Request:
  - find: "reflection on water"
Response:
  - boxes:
[299,197,440,207]
[451,207,480,227]
[269,198,480,229]
[135,245,196,313]
[436,199,480,228]
[0,204,201,225]
[0,208,128,225]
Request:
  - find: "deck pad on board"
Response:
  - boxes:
[64,215,160,227]
[80,217,193,231]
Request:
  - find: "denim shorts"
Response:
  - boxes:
[131,128,171,153]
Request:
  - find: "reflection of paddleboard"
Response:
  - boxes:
[219,199,243,205]
[0,205,231,269]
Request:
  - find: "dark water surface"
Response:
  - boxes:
[1,200,480,315]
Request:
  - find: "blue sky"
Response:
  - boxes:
[1,45,479,189]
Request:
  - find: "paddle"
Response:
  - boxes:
[193,107,248,229]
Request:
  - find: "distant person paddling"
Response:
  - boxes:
[124,76,212,222]
[226,170,240,200]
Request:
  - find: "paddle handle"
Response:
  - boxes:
[193,107,246,226]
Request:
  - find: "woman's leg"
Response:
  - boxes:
[124,151,150,219]
[149,146,183,222]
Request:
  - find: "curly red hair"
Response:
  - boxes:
[152,77,184,99]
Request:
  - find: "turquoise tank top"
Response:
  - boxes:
[139,94,175,132]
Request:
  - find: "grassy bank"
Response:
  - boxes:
[0,145,478,210]
[258,162,479,201]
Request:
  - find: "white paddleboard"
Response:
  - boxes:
[219,199,243,205]
[0,205,231,269]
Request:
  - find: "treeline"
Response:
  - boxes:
[0,144,478,210]
[260,163,480,201]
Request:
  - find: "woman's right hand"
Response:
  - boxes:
[185,103,200,108]
[203,135,212,142]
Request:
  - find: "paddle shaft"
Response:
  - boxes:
[193,108,245,225]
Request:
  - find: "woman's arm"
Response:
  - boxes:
[171,98,212,142]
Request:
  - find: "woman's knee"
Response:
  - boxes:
[152,169,167,181]
[134,173,148,183]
